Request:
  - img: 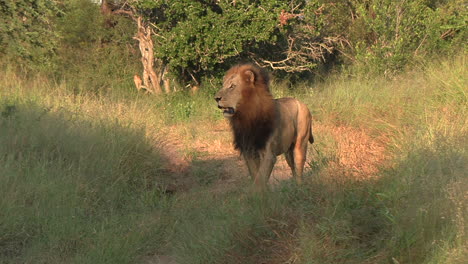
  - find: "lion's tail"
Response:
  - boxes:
[309,121,314,144]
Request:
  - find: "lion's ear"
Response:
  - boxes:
[244,70,255,84]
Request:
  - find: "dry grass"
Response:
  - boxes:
[315,124,391,180]
[1,54,466,264]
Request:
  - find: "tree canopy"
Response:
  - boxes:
[119,0,468,81]
[0,0,60,70]
[0,0,465,86]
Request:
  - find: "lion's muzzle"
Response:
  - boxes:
[215,95,235,117]
[217,105,235,117]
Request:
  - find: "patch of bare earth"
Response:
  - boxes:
[314,124,391,181]
[155,121,391,191]
[190,120,249,191]
[150,121,247,193]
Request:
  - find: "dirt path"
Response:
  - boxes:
[155,120,390,193]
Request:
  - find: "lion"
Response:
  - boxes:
[215,64,314,190]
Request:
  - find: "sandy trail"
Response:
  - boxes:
[155,120,389,193]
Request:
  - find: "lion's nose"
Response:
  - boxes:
[215,96,221,103]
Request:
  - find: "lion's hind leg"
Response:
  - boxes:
[292,140,308,185]
[285,149,298,179]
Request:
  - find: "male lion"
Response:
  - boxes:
[215,64,314,190]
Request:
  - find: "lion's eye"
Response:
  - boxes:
[229,85,236,90]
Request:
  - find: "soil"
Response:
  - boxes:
[156,120,390,193]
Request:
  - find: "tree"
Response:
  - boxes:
[317,0,467,74]
[0,0,61,70]
[125,0,344,89]
[101,0,168,94]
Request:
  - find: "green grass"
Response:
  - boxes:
[0,55,466,263]
[294,56,467,263]
[0,100,168,263]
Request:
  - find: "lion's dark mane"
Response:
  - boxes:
[231,114,275,156]
[227,64,275,156]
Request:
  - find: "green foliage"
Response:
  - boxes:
[130,0,333,81]
[2,0,465,83]
[55,0,139,93]
[127,0,467,82]
[58,0,106,46]
[0,0,61,71]
[327,0,467,74]
[132,0,287,79]
[58,0,136,48]
[0,0,139,91]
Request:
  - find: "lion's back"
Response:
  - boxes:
[275,97,313,144]
[275,97,310,120]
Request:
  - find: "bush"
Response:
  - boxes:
[55,0,140,93]
[0,0,61,72]
[332,0,467,75]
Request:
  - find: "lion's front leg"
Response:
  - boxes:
[254,152,276,191]
[244,155,260,181]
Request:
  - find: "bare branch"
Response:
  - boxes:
[112,9,135,20]
[254,34,350,73]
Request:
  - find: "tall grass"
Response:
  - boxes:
[0,55,466,263]
[0,70,172,263]
[295,55,467,263]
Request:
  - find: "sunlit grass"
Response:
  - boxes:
[0,55,466,263]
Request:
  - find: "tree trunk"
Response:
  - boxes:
[134,17,163,94]
[111,8,170,94]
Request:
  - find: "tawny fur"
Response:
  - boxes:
[215,64,314,190]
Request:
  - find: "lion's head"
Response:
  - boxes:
[215,64,272,118]
[215,64,275,154]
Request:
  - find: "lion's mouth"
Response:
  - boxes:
[219,106,235,117]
